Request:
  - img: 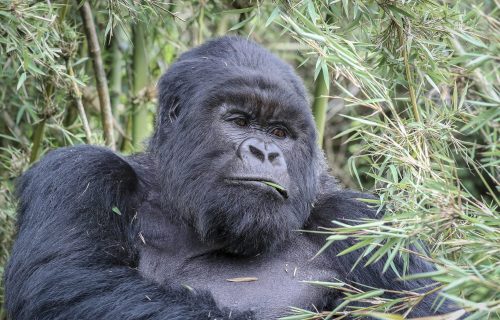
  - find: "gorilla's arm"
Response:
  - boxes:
[310,188,456,316]
[4,145,250,320]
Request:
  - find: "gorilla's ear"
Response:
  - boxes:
[156,71,184,127]
[168,98,180,123]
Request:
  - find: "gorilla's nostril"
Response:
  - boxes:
[249,145,265,162]
[268,152,280,163]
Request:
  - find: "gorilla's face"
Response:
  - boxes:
[152,38,321,255]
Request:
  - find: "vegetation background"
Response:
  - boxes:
[0,0,498,319]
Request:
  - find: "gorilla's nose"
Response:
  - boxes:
[238,138,284,167]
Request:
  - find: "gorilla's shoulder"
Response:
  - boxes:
[16,145,142,224]
[19,145,138,191]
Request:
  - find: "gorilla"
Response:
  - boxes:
[4,36,458,319]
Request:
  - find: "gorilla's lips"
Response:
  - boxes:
[226,177,289,199]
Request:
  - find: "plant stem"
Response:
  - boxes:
[312,68,329,148]
[30,0,72,163]
[397,20,421,123]
[110,25,124,113]
[2,110,29,149]
[197,1,205,45]
[30,80,55,164]
[79,0,115,150]
[30,120,46,164]
[58,0,70,24]
[66,59,92,143]
[131,21,149,151]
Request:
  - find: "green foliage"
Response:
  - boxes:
[276,0,499,318]
[0,0,498,319]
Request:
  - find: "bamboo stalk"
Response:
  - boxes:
[131,22,149,150]
[397,20,421,123]
[66,59,92,143]
[197,0,205,45]
[29,1,73,163]
[110,25,124,113]
[30,119,46,164]
[79,0,115,150]
[312,68,329,148]
[121,116,133,152]
[29,80,56,164]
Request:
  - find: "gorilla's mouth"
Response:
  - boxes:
[225,177,289,199]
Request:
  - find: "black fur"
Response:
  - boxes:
[4,36,458,319]
[151,37,319,256]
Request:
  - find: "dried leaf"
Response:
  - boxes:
[226,277,258,282]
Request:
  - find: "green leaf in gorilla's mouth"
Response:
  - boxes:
[262,181,288,199]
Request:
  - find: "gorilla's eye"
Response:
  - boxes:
[234,118,249,127]
[271,128,287,138]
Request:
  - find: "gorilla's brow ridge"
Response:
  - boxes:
[220,101,300,130]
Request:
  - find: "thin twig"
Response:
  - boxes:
[2,110,30,149]
[327,82,360,121]
[66,58,92,143]
[113,116,130,141]
[79,0,115,150]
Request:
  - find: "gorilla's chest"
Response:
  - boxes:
[139,236,334,319]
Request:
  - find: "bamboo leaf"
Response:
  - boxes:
[226,277,258,282]
[16,72,27,91]
[345,289,385,300]
[265,7,281,27]
[229,14,255,31]
[112,206,122,215]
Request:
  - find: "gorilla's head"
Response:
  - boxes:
[149,36,322,255]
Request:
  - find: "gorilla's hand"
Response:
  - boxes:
[310,186,459,317]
